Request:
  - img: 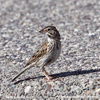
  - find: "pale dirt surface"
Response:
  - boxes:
[0,0,100,100]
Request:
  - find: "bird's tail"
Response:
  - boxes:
[11,64,33,82]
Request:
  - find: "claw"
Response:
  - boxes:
[44,76,58,82]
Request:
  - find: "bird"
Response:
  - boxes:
[11,26,61,82]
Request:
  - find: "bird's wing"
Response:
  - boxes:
[11,40,48,82]
[25,40,48,67]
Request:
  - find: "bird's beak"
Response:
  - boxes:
[39,29,45,34]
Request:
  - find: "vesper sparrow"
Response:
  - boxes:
[11,26,61,81]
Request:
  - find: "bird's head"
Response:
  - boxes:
[39,26,60,40]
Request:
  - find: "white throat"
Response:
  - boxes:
[46,32,54,43]
[47,37,54,43]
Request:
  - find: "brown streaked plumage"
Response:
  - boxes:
[25,40,48,67]
[11,26,61,82]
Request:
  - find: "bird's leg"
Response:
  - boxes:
[41,67,57,81]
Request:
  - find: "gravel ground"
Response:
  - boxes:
[0,0,100,99]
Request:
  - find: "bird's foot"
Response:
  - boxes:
[44,76,58,82]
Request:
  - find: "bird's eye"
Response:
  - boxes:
[48,28,50,31]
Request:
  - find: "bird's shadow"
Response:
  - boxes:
[13,69,100,85]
